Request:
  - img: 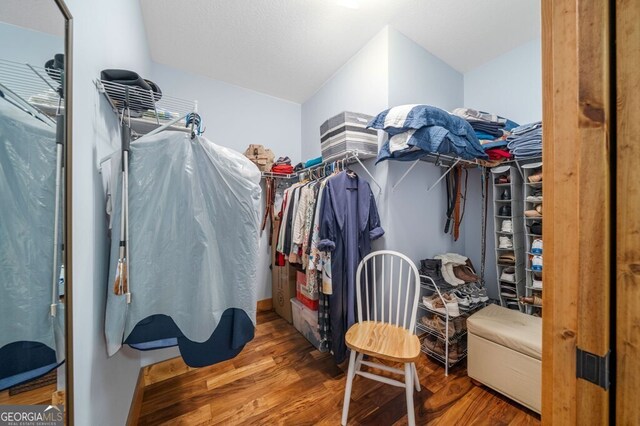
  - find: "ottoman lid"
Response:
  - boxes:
[468,304,542,360]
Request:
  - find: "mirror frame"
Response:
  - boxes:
[53,0,73,423]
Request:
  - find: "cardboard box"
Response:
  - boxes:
[271,217,297,323]
[272,264,297,323]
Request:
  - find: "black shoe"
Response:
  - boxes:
[499,205,512,217]
[419,259,448,287]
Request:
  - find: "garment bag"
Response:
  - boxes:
[0,98,64,389]
[105,131,261,362]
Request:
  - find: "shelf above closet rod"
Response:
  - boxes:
[0,58,63,121]
[94,79,198,139]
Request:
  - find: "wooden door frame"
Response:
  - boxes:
[541,0,612,424]
[615,0,640,423]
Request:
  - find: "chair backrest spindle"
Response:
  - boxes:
[355,250,420,332]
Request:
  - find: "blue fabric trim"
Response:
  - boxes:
[123,308,255,368]
[0,362,61,392]
[128,339,178,351]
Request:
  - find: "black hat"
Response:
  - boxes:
[100,69,162,112]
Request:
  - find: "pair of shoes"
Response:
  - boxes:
[453,265,478,283]
[532,238,543,254]
[525,204,543,217]
[528,221,542,236]
[532,255,543,271]
[495,174,510,184]
[499,205,512,217]
[528,168,542,183]
[421,335,461,362]
[498,252,516,265]
[419,259,449,288]
[422,293,461,317]
[434,254,468,286]
[526,188,543,202]
[520,295,543,306]
[501,219,513,233]
[506,300,520,310]
[453,316,467,334]
[467,283,489,302]
[499,236,513,249]
[500,189,511,200]
[420,314,455,339]
[500,266,516,282]
[531,278,543,289]
[501,288,518,298]
[451,289,472,310]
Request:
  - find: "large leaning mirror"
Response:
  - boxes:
[0,0,72,422]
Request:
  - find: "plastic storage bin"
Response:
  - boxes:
[290,298,322,350]
[320,111,378,162]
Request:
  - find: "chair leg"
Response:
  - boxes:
[404,363,416,426]
[341,351,357,426]
[412,363,421,392]
[355,352,364,373]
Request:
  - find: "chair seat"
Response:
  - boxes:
[345,321,421,363]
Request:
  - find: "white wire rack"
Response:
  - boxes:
[0,58,63,120]
[95,79,198,138]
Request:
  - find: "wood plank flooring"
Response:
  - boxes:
[137,311,540,425]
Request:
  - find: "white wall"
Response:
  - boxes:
[388,29,464,111]
[150,63,301,162]
[65,0,152,424]
[379,28,466,262]
[300,27,390,161]
[301,26,466,276]
[464,39,542,125]
[0,23,63,66]
[463,39,542,299]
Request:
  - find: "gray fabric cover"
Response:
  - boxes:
[104,131,262,356]
[0,98,63,359]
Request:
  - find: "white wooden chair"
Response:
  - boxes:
[341,250,422,426]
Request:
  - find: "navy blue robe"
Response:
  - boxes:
[318,171,384,363]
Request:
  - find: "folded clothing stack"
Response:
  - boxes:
[370,105,488,162]
[271,156,294,174]
[506,121,543,158]
[451,108,519,161]
[304,156,322,168]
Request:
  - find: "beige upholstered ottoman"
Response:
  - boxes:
[467,304,542,413]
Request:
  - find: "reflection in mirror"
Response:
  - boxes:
[0,0,67,412]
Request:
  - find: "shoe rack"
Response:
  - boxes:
[416,275,487,376]
[522,162,543,316]
[491,165,526,312]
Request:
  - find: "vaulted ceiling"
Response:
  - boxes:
[141,0,540,103]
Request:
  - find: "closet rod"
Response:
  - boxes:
[261,149,378,190]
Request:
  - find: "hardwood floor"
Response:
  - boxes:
[137,311,540,425]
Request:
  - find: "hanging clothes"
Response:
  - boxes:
[104,131,261,367]
[0,97,64,390]
[318,171,384,363]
